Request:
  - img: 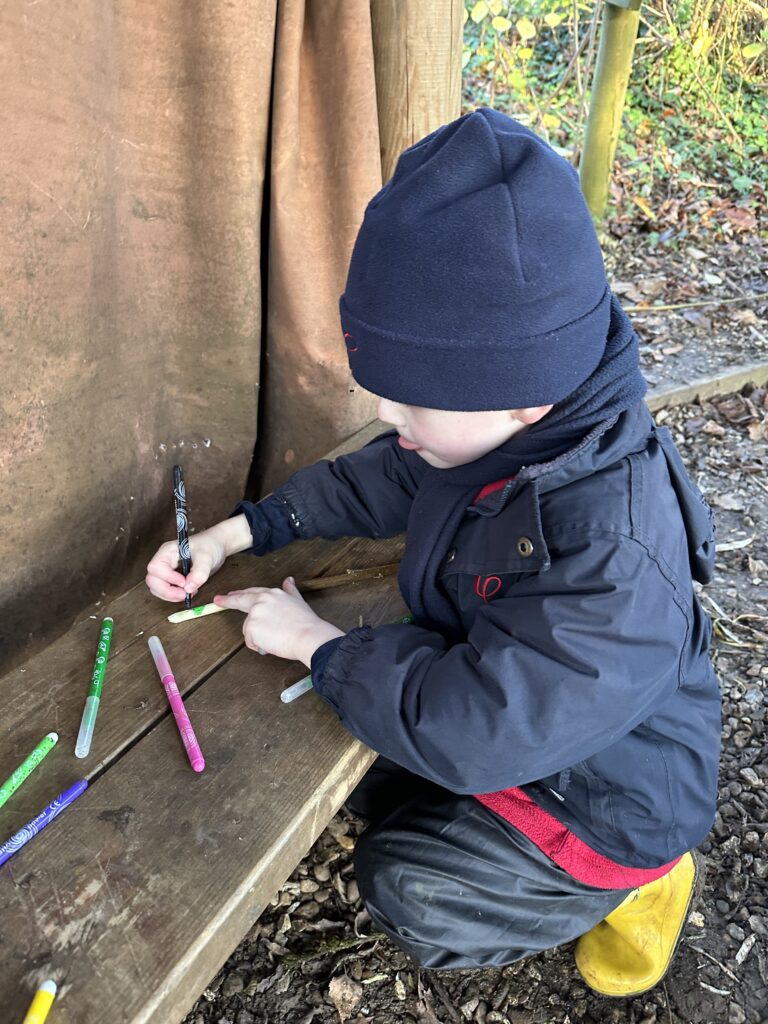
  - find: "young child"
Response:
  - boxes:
[146,108,720,995]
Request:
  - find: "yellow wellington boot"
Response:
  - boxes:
[574,851,703,997]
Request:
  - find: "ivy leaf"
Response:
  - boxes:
[492,16,512,32]
[544,12,565,29]
[516,16,537,41]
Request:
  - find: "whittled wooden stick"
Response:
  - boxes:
[296,562,400,591]
[168,562,401,621]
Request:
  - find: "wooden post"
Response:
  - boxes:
[370,0,464,184]
[579,0,641,222]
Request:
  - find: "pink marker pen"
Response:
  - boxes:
[147,636,205,772]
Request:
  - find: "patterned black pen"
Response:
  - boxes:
[173,465,193,609]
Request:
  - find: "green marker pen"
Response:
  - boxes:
[75,616,114,758]
[0,732,58,810]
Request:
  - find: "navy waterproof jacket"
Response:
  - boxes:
[240,402,720,868]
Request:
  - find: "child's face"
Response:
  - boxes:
[376,396,553,469]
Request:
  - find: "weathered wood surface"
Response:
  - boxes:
[0,550,407,1023]
[646,359,768,413]
[370,0,463,182]
[0,417,390,832]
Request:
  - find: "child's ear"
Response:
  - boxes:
[512,404,554,426]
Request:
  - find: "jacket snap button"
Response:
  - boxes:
[516,537,534,557]
[446,548,456,563]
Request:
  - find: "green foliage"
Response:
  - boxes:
[463,0,768,218]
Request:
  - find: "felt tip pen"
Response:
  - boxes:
[173,465,193,609]
[0,733,58,810]
[147,636,205,772]
[22,979,57,1024]
[75,616,114,758]
[280,676,314,703]
[0,780,89,869]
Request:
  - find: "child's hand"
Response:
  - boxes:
[146,530,228,603]
[146,515,253,602]
[214,577,345,666]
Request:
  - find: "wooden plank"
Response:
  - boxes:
[0,533,403,829]
[646,360,768,413]
[0,575,409,1023]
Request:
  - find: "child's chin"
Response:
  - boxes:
[419,450,459,469]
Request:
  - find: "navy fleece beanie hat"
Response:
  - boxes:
[339,108,611,411]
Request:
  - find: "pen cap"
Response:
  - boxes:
[147,635,173,679]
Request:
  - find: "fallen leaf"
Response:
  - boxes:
[329,975,363,1022]
[732,308,759,325]
[682,310,712,330]
[715,395,758,425]
[722,204,758,232]
[747,419,768,442]
[702,420,726,436]
[632,194,655,219]
[638,278,666,297]
[717,537,754,552]
[661,344,685,356]
[712,493,744,511]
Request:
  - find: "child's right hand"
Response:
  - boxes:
[145,531,228,603]
[145,514,253,603]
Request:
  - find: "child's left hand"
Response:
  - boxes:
[213,577,345,666]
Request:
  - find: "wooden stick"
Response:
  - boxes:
[625,294,763,314]
[297,562,400,592]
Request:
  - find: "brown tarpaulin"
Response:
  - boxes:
[0,0,383,672]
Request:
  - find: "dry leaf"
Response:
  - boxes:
[702,420,726,436]
[722,204,757,232]
[712,493,744,511]
[732,308,759,325]
[632,194,655,219]
[747,419,768,442]
[638,278,666,297]
[682,310,712,330]
[714,395,757,425]
[329,975,363,1022]
[717,537,754,552]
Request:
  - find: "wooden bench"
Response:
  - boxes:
[0,422,406,1023]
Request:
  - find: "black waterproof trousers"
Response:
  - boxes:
[349,758,632,970]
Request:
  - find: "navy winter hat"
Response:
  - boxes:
[339,107,612,411]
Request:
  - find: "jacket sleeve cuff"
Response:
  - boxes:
[311,626,374,707]
[230,494,298,555]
